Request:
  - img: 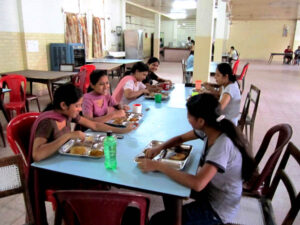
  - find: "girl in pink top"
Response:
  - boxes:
[112,62,150,104]
[82,70,129,123]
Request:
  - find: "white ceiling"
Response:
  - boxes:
[126,0,300,20]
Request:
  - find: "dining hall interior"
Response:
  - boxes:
[0,0,299,225]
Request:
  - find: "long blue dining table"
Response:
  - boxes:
[31,84,205,225]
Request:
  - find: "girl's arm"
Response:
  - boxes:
[78,116,135,134]
[124,88,149,100]
[138,161,217,192]
[32,130,85,162]
[84,109,126,123]
[219,93,231,111]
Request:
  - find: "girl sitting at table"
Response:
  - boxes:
[82,70,130,123]
[30,83,135,162]
[138,93,255,225]
[112,62,150,104]
[143,57,172,85]
[203,63,241,125]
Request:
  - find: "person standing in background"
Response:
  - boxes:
[186,51,194,83]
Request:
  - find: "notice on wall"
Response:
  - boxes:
[26,40,39,52]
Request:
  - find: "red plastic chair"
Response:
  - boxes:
[232,59,240,75]
[0,74,27,120]
[54,190,150,225]
[79,64,96,93]
[236,63,249,94]
[6,112,57,210]
[243,123,293,197]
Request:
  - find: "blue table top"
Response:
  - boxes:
[32,84,204,198]
[186,61,219,73]
[86,58,142,64]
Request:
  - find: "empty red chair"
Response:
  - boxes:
[0,74,27,120]
[79,64,96,93]
[236,63,249,94]
[232,59,240,75]
[6,112,57,210]
[54,190,150,225]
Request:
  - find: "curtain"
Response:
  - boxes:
[79,16,89,59]
[92,16,103,58]
[65,13,80,43]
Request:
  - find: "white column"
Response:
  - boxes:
[153,13,161,58]
[120,0,126,30]
[223,15,230,55]
[173,20,178,47]
[214,1,226,62]
[193,0,214,82]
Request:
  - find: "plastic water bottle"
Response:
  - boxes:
[103,132,117,170]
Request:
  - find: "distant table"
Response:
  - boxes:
[86,58,142,64]
[268,53,292,64]
[0,88,11,121]
[3,70,77,102]
[186,61,219,74]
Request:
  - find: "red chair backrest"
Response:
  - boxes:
[0,74,27,102]
[237,63,249,81]
[79,64,96,93]
[54,190,150,225]
[6,112,40,167]
[247,123,293,196]
[232,59,240,75]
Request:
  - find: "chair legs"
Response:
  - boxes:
[26,94,41,112]
[0,120,6,147]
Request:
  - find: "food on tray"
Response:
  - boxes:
[129,117,139,122]
[85,136,94,142]
[113,117,126,125]
[70,146,87,155]
[170,153,187,160]
[89,149,104,157]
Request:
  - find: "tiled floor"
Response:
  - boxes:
[0,60,299,224]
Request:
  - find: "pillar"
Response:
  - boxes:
[193,0,214,82]
[153,14,161,58]
[214,1,226,62]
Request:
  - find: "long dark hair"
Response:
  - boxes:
[87,70,108,92]
[147,57,160,65]
[131,62,149,74]
[44,83,83,111]
[217,63,236,82]
[186,93,255,181]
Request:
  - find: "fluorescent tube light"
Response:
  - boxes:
[172,0,196,10]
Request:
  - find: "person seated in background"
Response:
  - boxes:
[30,83,135,162]
[186,51,194,83]
[228,46,239,64]
[143,57,172,85]
[284,45,293,64]
[202,63,241,125]
[82,70,130,123]
[112,62,150,104]
[294,46,300,65]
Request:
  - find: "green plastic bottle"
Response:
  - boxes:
[103,132,117,170]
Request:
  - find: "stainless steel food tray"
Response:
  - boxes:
[134,140,193,170]
[105,112,143,128]
[58,133,105,158]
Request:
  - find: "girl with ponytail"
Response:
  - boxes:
[138,93,255,225]
[204,63,241,125]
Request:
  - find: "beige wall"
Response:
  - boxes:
[0,32,26,73]
[227,20,296,61]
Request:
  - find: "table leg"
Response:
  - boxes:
[47,81,54,103]
[30,81,33,95]
[0,99,10,122]
[268,55,273,64]
[163,195,183,225]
